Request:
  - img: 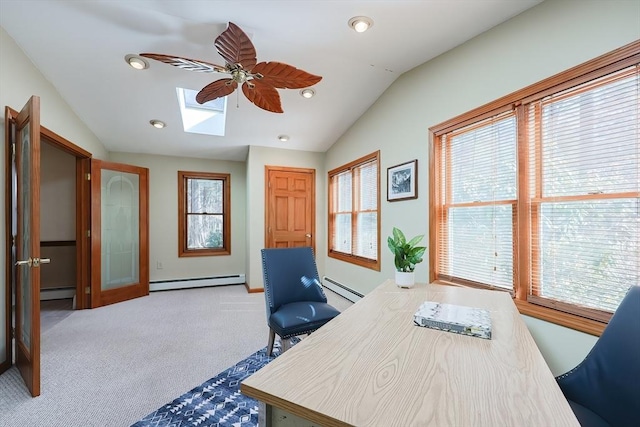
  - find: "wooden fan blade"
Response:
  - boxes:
[241,80,283,113]
[196,79,238,104]
[140,53,227,73]
[252,62,322,89]
[214,22,257,70]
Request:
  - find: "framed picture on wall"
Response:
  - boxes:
[387,159,417,202]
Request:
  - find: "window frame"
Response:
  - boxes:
[328,151,381,271]
[178,170,231,257]
[429,40,640,336]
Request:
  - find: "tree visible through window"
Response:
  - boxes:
[328,151,380,270]
[430,43,639,335]
[178,171,230,257]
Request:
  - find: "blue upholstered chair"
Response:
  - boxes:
[556,285,640,427]
[261,247,340,356]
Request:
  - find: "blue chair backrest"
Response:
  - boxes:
[559,285,640,426]
[261,247,327,316]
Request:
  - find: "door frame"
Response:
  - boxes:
[264,166,316,252]
[3,106,92,375]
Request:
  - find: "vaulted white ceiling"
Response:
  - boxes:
[0,0,542,161]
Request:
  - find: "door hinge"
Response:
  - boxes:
[85,173,91,181]
[11,328,15,339]
[11,143,16,159]
[85,286,90,295]
[87,230,91,238]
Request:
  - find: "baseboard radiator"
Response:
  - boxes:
[322,276,363,303]
[150,274,246,292]
[41,287,76,301]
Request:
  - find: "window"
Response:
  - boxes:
[430,42,639,335]
[436,112,518,291]
[178,171,230,257]
[328,151,380,270]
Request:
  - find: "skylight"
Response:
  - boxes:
[176,87,227,136]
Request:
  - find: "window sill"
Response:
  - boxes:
[433,279,605,336]
[513,299,605,337]
[328,251,380,271]
[179,249,231,257]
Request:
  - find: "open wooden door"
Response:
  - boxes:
[10,96,43,396]
[90,159,149,307]
[265,166,315,250]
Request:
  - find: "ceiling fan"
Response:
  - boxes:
[140,22,322,113]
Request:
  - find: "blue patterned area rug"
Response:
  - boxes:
[132,344,285,427]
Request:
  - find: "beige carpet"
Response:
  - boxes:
[0,285,353,427]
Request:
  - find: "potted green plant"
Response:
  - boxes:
[387,227,427,288]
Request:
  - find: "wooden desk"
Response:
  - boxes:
[241,280,579,426]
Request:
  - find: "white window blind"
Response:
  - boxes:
[527,66,640,319]
[438,113,517,290]
[332,171,352,254]
[355,161,378,259]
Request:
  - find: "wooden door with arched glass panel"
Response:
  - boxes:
[90,159,149,307]
[3,96,43,396]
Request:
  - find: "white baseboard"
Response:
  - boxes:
[322,276,363,303]
[150,274,246,292]
[41,288,76,301]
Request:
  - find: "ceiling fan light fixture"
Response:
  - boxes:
[125,54,149,70]
[300,88,316,99]
[141,22,322,113]
[348,16,373,33]
[150,119,166,129]
[278,135,290,142]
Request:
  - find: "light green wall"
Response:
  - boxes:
[245,145,325,290]
[109,152,247,282]
[0,26,109,364]
[0,27,109,160]
[323,0,639,375]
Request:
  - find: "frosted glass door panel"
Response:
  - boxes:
[19,126,32,346]
[101,170,140,290]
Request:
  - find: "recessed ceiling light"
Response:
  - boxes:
[348,16,373,33]
[278,135,290,142]
[300,88,316,99]
[125,54,149,70]
[150,120,166,129]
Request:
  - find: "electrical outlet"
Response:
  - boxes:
[156,261,163,269]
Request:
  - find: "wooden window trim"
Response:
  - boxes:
[178,171,230,257]
[433,279,606,336]
[429,40,640,337]
[328,151,381,271]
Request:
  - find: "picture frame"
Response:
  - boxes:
[387,159,417,202]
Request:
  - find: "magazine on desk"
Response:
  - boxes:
[413,301,492,340]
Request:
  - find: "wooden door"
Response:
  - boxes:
[90,159,149,307]
[11,96,42,396]
[265,167,315,250]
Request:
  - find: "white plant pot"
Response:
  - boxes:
[395,271,415,288]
